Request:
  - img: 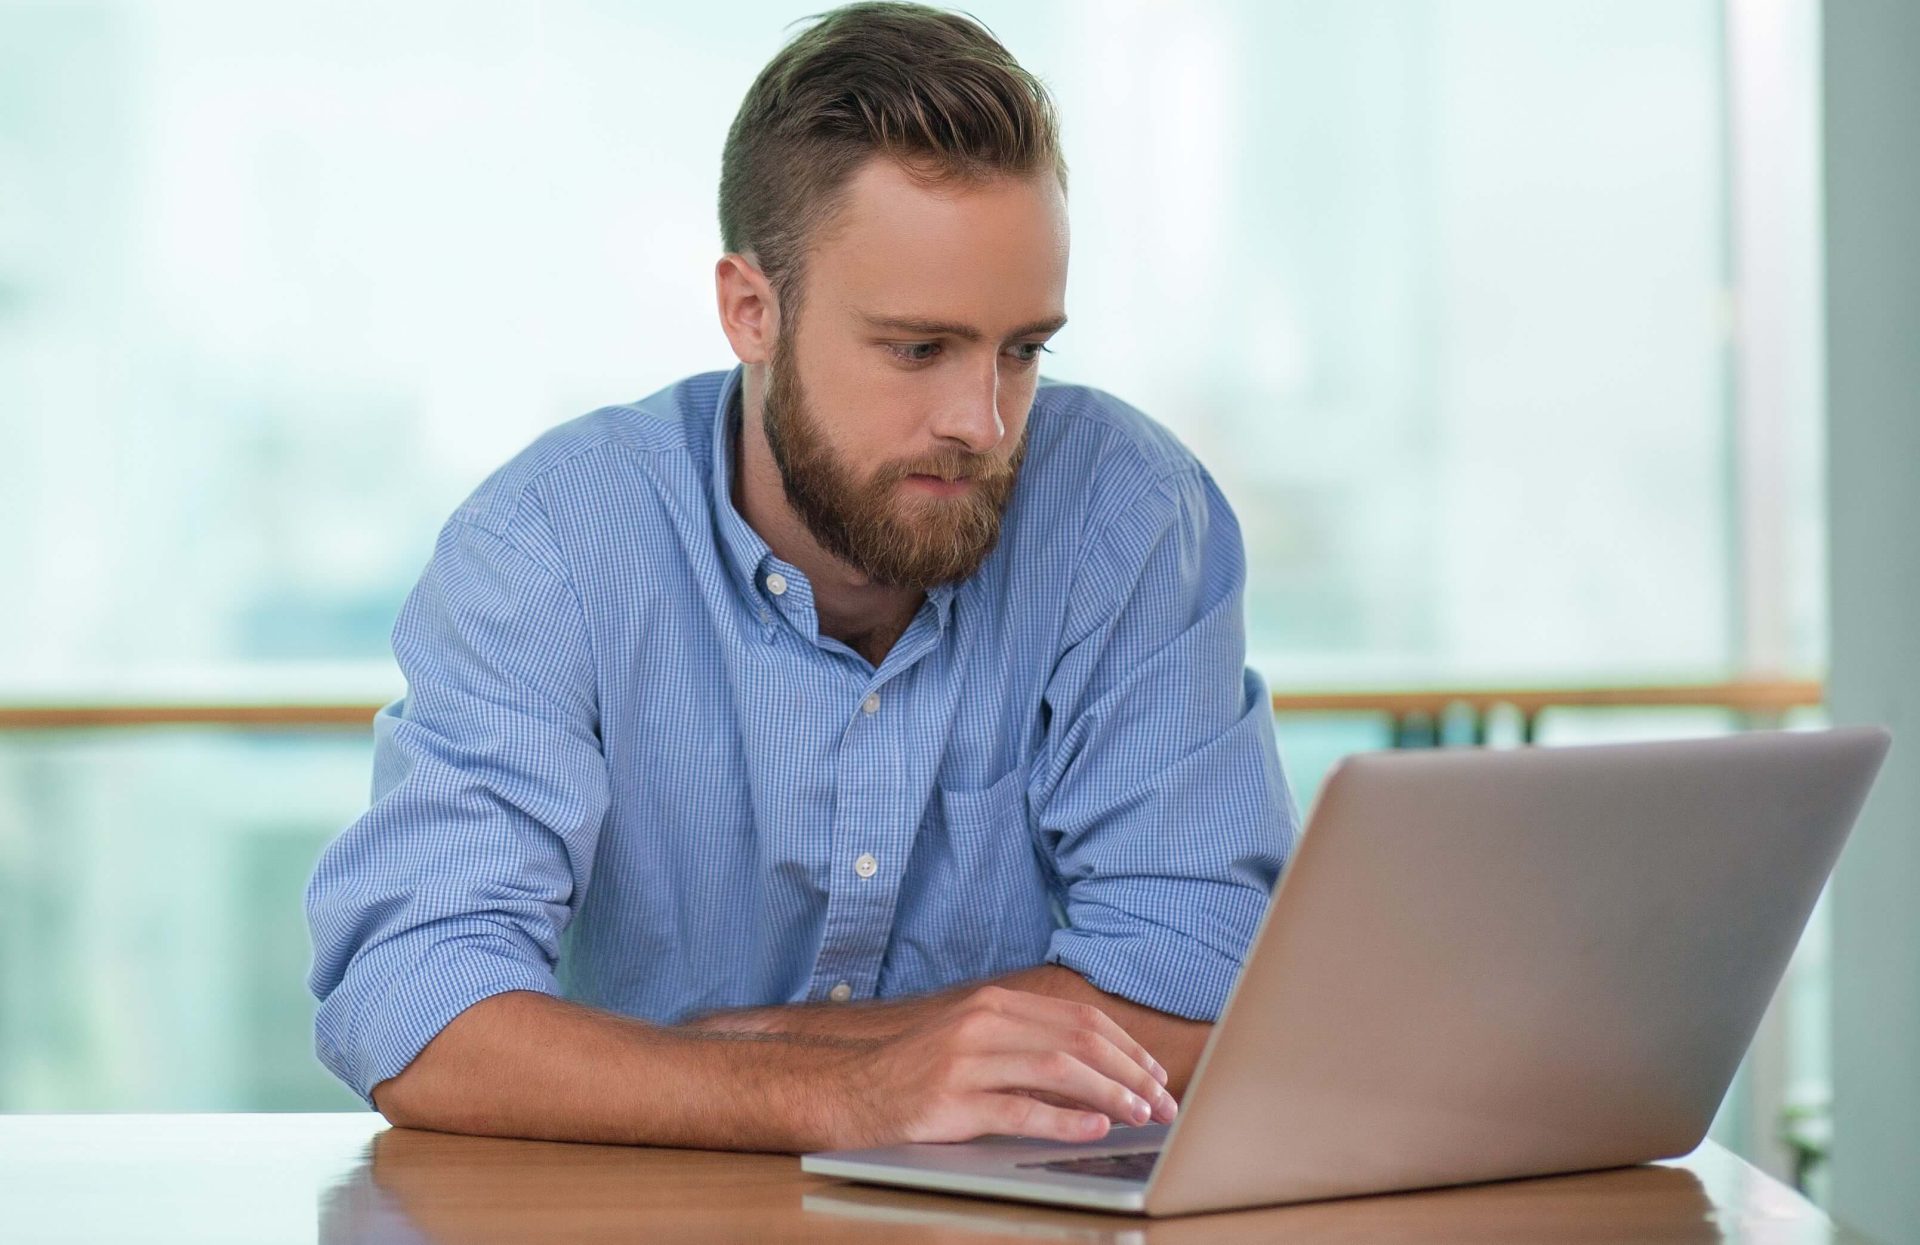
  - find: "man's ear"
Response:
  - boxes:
[715,252,780,365]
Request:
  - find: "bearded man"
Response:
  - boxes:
[306,1,1297,1152]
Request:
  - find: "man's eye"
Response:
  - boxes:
[885,342,1055,366]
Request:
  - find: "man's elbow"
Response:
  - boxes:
[371,1069,428,1129]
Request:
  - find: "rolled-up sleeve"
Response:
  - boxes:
[1034,464,1298,1022]
[305,500,611,1105]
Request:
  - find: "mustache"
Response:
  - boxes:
[879,441,1025,486]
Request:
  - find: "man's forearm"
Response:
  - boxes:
[684,965,1214,1097]
[371,989,880,1152]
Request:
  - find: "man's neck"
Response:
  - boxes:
[732,371,924,662]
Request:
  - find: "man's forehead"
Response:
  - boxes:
[831,153,1067,229]
[810,156,1069,329]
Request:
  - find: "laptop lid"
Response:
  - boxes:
[1144,726,1891,1216]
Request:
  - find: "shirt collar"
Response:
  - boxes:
[707,362,960,626]
[710,363,777,605]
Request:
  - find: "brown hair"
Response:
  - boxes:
[718,2,1067,322]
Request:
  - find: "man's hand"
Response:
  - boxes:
[685,964,1214,1099]
[822,984,1179,1149]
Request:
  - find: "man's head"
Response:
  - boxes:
[716,2,1070,589]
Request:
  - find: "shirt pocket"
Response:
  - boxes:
[926,762,1062,978]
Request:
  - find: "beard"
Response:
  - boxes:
[760,326,1027,590]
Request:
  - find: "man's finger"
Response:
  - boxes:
[984,1050,1155,1127]
[996,1025,1177,1123]
[991,990,1170,1088]
[975,1091,1112,1143]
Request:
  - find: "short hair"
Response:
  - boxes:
[718,2,1067,321]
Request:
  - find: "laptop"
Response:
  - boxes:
[802,725,1893,1217]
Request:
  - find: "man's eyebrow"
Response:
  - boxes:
[856,311,1069,343]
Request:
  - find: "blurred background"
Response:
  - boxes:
[3,0,1914,1236]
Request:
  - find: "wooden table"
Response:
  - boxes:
[0,1112,1866,1243]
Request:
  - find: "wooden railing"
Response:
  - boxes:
[0,703,386,731]
[1266,679,1823,744]
[0,679,1825,741]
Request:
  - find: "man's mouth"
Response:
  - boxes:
[904,473,974,495]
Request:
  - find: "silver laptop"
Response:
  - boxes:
[802,726,1893,1217]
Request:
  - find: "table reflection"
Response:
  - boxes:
[800,1164,1720,1243]
[316,1123,1746,1245]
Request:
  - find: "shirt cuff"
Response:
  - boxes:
[1043,922,1248,1022]
[316,922,561,1107]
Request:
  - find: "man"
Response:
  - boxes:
[306,1,1296,1153]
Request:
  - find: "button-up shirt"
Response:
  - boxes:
[305,364,1298,1105]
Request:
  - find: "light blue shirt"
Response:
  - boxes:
[305,364,1298,1105]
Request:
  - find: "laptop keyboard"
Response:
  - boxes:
[1015,1150,1161,1181]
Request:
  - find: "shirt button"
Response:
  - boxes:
[765,572,787,596]
[854,852,878,879]
[861,692,881,715]
[829,981,853,1002]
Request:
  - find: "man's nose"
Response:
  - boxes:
[934,364,1006,455]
